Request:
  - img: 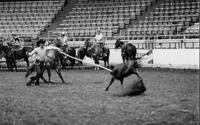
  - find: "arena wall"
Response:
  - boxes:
[152,49,199,69]
[83,49,199,69]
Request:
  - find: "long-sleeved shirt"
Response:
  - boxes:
[29,47,47,61]
[95,33,104,43]
[60,36,68,45]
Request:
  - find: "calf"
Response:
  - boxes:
[105,60,142,91]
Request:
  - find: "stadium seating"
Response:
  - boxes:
[185,23,199,35]
[1,0,199,40]
[128,0,199,39]
[0,0,65,39]
[51,0,156,37]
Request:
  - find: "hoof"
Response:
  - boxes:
[49,80,54,84]
[43,79,49,83]
[26,81,32,86]
[25,72,30,78]
[35,83,40,86]
[26,83,31,86]
[62,81,66,84]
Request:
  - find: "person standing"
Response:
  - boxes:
[26,39,47,86]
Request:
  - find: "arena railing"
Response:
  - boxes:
[43,32,199,49]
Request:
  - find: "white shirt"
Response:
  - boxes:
[60,36,68,45]
[29,47,47,61]
[95,33,104,43]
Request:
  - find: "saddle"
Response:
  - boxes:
[10,44,23,52]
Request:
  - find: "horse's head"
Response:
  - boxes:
[0,42,11,52]
[85,39,92,48]
[78,46,90,59]
[115,39,123,49]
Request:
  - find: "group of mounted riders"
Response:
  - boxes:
[0,28,143,87]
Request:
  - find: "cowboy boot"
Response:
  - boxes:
[35,75,40,86]
[26,80,32,86]
[26,76,35,86]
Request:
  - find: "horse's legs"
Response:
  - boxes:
[94,56,99,70]
[61,58,65,69]
[70,59,75,69]
[120,78,124,93]
[46,64,53,83]
[6,59,10,71]
[25,64,35,78]
[106,57,109,68]
[40,66,47,83]
[122,56,126,63]
[13,60,17,72]
[10,60,14,71]
[55,66,65,83]
[105,77,115,91]
[104,58,106,67]
[24,57,29,67]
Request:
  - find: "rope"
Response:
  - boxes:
[59,51,112,72]
[59,49,152,73]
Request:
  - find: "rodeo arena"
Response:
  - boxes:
[0,0,199,124]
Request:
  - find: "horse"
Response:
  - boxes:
[26,46,65,83]
[77,39,110,69]
[115,39,137,63]
[0,42,32,71]
[61,46,76,69]
[105,60,142,91]
[0,43,14,71]
[44,47,65,83]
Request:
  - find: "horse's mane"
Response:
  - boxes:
[120,41,125,45]
[85,39,93,48]
[116,39,125,45]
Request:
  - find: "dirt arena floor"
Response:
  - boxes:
[0,68,199,125]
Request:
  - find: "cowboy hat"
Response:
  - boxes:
[97,28,101,31]
[36,39,45,47]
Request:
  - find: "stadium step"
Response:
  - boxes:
[40,0,78,38]
[122,0,161,36]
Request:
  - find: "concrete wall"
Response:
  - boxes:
[83,49,199,69]
[153,49,199,68]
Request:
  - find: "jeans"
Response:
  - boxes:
[27,60,45,86]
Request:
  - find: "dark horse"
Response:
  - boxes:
[61,46,76,69]
[115,39,138,63]
[77,39,110,69]
[0,42,32,71]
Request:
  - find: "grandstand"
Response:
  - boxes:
[0,0,199,48]
[128,0,199,39]
[0,0,65,39]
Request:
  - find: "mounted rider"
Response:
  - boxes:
[89,28,107,56]
[55,32,68,49]
[7,33,23,51]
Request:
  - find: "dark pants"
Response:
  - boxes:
[26,60,45,86]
